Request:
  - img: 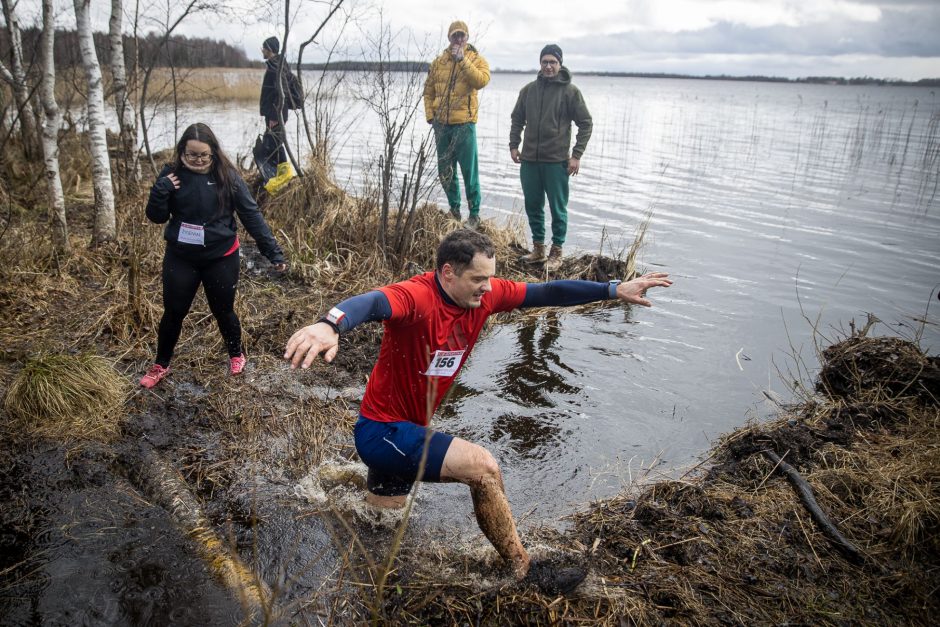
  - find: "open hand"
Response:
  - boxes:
[615,272,672,307]
[284,322,339,369]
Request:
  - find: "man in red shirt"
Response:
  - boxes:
[285,229,671,593]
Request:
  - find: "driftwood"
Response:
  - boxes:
[762,450,866,566]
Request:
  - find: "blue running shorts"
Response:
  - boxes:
[354,416,454,496]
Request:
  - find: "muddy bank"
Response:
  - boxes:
[373,334,939,625]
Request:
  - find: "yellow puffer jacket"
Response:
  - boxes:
[423,44,490,125]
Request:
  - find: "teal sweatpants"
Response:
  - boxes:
[520,161,569,245]
[434,122,481,216]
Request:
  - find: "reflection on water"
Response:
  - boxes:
[495,312,579,407]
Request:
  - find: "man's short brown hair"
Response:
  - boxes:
[436,229,495,274]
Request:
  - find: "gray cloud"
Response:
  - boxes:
[853,1,937,5]
[561,7,940,59]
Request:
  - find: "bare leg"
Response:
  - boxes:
[440,437,530,579]
[365,492,406,510]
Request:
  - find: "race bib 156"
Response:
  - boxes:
[424,349,465,377]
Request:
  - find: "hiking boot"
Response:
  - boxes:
[140,364,170,389]
[519,242,547,264]
[448,206,461,221]
[545,244,563,272]
[466,214,481,230]
[229,354,247,376]
[525,560,587,596]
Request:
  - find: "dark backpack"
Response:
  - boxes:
[283,71,304,110]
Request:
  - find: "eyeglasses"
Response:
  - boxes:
[540,60,560,67]
[184,152,213,162]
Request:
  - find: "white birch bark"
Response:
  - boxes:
[110,0,140,183]
[74,0,116,243]
[40,0,69,252]
[0,0,39,154]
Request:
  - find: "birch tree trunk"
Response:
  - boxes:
[110,0,141,188]
[0,0,40,156]
[40,0,69,253]
[74,0,117,244]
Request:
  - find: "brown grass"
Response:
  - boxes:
[144,67,265,104]
[3,353,128,442]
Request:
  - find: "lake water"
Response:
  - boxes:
[145,73,940,529]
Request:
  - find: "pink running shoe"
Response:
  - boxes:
[229,354,247,376]
[140,364,170,388]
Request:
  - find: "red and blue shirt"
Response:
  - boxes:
[360,272,526,426]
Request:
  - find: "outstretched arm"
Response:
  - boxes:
[284,290,392,369]
[520,272,671,309]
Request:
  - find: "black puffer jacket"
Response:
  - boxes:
[260,55,290,122]
[146,164,285,264]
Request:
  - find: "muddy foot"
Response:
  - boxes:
[525,560,587,596]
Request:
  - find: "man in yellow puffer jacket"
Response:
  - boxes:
[423,20,490,229]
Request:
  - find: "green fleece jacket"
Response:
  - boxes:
[509,67,592,161]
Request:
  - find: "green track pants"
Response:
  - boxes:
[520,160,569,245]
[434,122,481,217]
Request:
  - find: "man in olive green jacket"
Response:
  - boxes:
[509,44,593,270]
[423,20,490,228]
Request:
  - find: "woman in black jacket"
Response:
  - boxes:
[141,122,287,388]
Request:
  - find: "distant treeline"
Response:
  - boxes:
[297,64,939,87]
[6,28,254,69]
[492,69,940,87]
[302,60,430,72]
[4,29,937,86]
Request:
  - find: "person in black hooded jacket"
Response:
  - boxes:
[140,122,287,388]
[258,36,290,182]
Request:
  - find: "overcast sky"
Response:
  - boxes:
[37,0,940,80]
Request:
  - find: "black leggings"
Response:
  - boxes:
[155,247,241,367]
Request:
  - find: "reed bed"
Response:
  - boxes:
[144,67,265,104]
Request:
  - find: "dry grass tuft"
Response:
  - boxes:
[3,353,128,442]
[818,335,940,405]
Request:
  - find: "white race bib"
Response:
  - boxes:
[178,222,205,246]
[424,349,465,377]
